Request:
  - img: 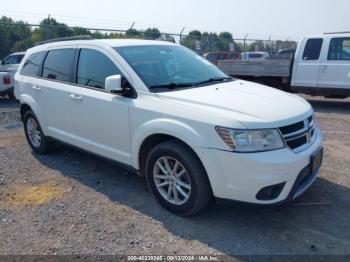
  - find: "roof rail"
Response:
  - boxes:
[35,35,93,46]
[324,31,350,35]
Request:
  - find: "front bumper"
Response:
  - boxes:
[195,130,323,205]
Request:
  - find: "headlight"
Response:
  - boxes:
[216,127,285,152]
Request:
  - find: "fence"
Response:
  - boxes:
[0,21,297,60]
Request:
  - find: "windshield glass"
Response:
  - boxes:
[114,45,231,91]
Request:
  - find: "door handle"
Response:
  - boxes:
[69,94,83,101]
[32,85,42,91]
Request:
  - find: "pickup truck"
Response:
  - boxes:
[218,32,350,98]
[0,71,15,99]
[0,52,25,99]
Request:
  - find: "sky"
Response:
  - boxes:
[0,0,349,41]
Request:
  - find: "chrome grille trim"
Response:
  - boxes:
[279,115,316,153]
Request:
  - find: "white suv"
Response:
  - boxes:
[15,39,323,216]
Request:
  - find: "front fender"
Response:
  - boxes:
[131,118,205,169]
[20,94,48,135]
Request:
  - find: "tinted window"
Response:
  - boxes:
[20,52,46,77]
[3,55,18,65]
[42,49,75,82]
[249,53,263,59]
[303,39,323,60]
[17,54,25,63]
[328,37,350,60]
[77,49,120,89]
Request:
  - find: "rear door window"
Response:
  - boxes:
[328,37,350,60]
[42,49,75,82]
[20,52,46,77]
[77,49,121,89]
[302,38,323,60]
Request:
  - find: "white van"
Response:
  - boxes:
[15,38,323,216]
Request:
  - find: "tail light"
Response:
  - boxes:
[3,75,11,85]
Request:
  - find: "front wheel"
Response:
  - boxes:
[145,140,212,216]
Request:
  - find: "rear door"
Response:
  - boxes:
[39,48,77,138]
[318,37,350,89]
[293,38,323,87]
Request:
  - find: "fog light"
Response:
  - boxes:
[256,182,286,200]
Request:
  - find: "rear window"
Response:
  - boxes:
[328,37,350,60]
[20,52,46,77]
[3,55,18,65]
[42,49,75,82]
[303,38,323,60]
[249,53,263,59]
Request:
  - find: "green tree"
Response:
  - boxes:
[0,16,31,57]
[71,26,91,36]
[217,32,233,51]
[248,40,265,52]
[126,28,142,39]
[181,30,202,50]
[144,28,161,39]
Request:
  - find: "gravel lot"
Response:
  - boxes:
[0,96,349,257]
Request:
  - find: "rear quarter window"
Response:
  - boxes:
[20,52,46,77]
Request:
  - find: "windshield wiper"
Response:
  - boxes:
[149,82,196,90]
[195,77,233,86]
[149,77,233,90]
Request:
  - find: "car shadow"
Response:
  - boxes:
[306,98,350,114]
[33,145,350,256]
[0,98,19,111]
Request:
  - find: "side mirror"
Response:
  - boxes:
[105,74,122,93]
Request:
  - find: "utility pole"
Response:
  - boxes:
[243,34,248,52]
[179,27,185,44]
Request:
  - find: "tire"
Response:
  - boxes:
[23,110,53,154]
[145,140,212,216]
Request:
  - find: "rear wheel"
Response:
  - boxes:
[145,140,212,216]
[23,110,53,154]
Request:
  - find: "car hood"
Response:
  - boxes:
[156,80,313,129]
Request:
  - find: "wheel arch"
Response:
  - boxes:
[19,95,48,134]
[132,119,206,173]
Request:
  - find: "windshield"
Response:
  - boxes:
[114,45,231,91]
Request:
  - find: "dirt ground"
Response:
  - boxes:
[0,96,349,257]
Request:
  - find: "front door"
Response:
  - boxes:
[293,38,323,87]
[67,48,132,165]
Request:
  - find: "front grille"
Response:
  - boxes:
[279,115,316,152]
